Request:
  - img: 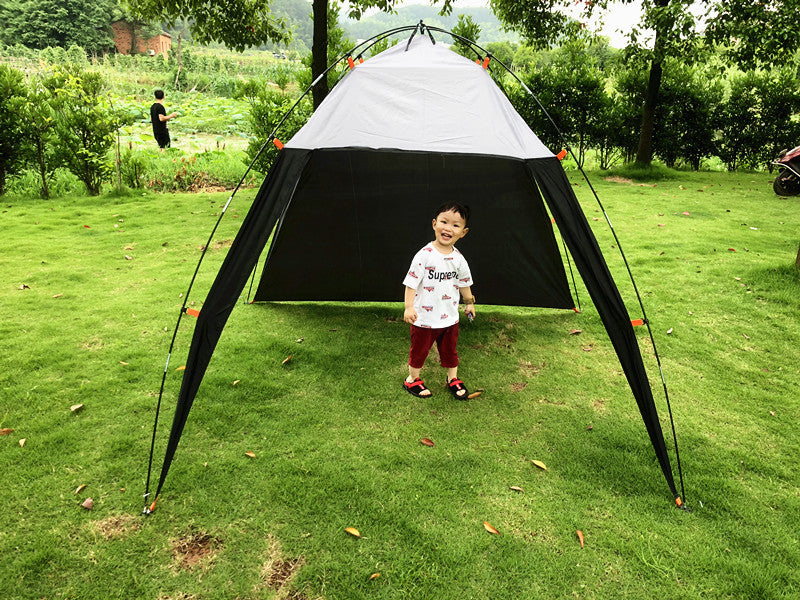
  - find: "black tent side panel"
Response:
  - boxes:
[528,157,678,499]
[254,149,574,309]
[154,149,311,498]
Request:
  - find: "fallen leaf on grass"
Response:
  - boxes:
[369,573,381,581]
[282,355,293,365]
[0,428,13,436]
[467,391,482,399]
[769,411,775,416]
[531,460,548,471]
[483,522,501,535]
[296,338,304,343]
[175,365,186,371]
[244,451,256,458]
[124,255,133,260]
[119,361,129,366]
[420,438,435,447]
[19,284,30,290]
[569,329,582,335]
[232,380,240,386]
[509,486,524,492]
[74,484,87,495]
[742,333,750,340]
[81,498,94,510]
[19,438,26,447]
[70,404,84,413]
[576,530,585,548]
[682,211,690,216]
[666,328,673,334]
[53,293,63,298]
[345,527,361,538]
[728,248,736,252]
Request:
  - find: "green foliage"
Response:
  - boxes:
[45,66,129,195]
[451,14,481,59]
[0,64,27,195]
[127,0,293,52]
[0,0,116,53]
[245,87,312,174]
[718,69,800,171]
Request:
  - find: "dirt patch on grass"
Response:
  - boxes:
[256,536,309,599]
[518,360,544,378]
[604,176,634,184]
[200,239,233,251]
[93,514,141,539]
[510,382,528,393]
[171,530,221,571]
[81,336,104,351]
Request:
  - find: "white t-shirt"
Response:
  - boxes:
[402,242,473,329]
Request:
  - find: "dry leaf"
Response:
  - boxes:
[124,255,133,260]
[576,530,585,548]
[420,438,435,447]
[769,411,775,416]
[369,573,381,581]
[531,459,548,471]
[0,428,13,436]
[119,361,129,366]
[467,391,482,399]
[19,438,26,447]
[569,329,582,335]
[682,211,690,216]
[509,486,524,492]
[666,328,673,334]
[232,380,240,386]
[483,521,500,535]
[296,338,304,343]
[19,283,30,290]
[282,355,293,365]
[345,527,361,538]
[81,498,94,510]
[53,293,63,298]
[587,425,594,431]
[245,451,256,458]
[742,333,750,340]
[74,484,87,495]
[175,365,186,371]
[70,404,84,413]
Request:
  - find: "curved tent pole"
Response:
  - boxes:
[433,28,686,506]
[145,23,430,514]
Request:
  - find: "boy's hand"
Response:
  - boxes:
[464,303,475,321]
[403,307,418,324]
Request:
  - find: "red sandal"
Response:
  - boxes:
[403,378,432,398]
[447,378,469,400]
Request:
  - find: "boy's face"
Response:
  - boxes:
[431,209,469,251]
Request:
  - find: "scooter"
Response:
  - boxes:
[772,145,800,196]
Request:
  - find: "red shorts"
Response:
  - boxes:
[409,323,459,369]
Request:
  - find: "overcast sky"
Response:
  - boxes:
[389,0,644,47]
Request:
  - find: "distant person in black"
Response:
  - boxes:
[150,89,177,149]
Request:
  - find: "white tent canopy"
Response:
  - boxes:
[287,36,554,159]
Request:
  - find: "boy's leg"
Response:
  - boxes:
[408,326,437,396]
[437,324,466,398]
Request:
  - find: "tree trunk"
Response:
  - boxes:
[312,0,329,110]
[795,241,800,269]
[634,56,663,166]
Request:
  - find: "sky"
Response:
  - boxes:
[389,0,645,48]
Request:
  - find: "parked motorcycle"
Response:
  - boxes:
[772,146,800,196]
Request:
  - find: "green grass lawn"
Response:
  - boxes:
[1,170,799,599]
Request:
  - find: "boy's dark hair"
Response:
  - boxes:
[433,202,470,224]
[154,89,165,100]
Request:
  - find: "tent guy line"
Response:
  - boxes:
[143,22,686,515]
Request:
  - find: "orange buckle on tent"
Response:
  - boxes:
[475,59,480,65]
[149,498,158,512]
[273,138,284,150]
[347,56,355,69]
[573,307,580,313]
[358,56,364,64]
[185,307,200,318]
[556,149,568,161]
[631,318,645,327]
[482,56,490,69]
[551,217,555,224]
[675,496,683,508]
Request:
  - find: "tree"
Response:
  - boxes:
[17,72,62,199]
[489,0,800,166]
[0,65,27,196]
[0,0,117,53]
[451,14,481,59]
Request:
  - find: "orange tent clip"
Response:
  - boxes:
[556,149,568,161]
[347,56,355,69]
[273,138,284,150]
[482,56,490,69]
[675,496,683,508]
[358,56,364,64]
[631,318,644,327]
[185,308,200,318]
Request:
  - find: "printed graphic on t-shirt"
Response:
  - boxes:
[402,242,473,329]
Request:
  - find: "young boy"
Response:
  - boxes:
[402,202,476,399]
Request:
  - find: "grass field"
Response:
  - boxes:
[1,170,799,599]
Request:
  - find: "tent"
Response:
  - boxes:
[145,31,683,511]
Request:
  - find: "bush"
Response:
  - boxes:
[245,87,312,174]
[0,64,27,195]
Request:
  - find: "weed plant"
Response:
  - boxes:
[1,171,799,599]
